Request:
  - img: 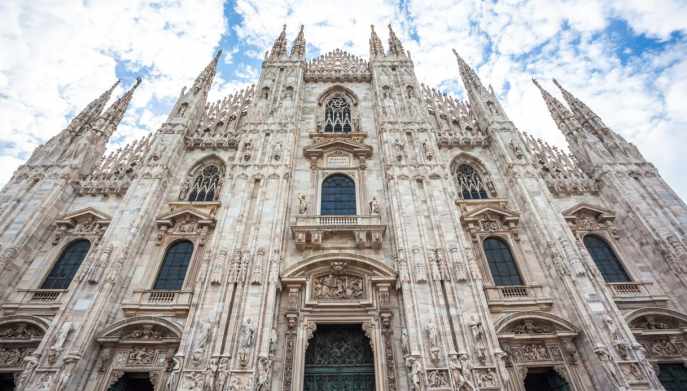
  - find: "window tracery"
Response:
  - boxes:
[324,96,352,133]
[453,163,489,200]
[179,161,225,202]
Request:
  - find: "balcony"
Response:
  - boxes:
[0,289,67,315]
[291,215,385,250]
[607,282,669,309]
[483,284,553,312]
[121,289,193,316]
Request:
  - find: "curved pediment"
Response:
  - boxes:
[97,316,183,345]
[495,311,577,338]
[282,253,395,280]
[626,307,687,332]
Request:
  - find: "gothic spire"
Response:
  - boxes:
[452,48,490,98]
[387,24,405,57]
[269,24,289,60]
[552,79,608,132]
[290,25,306,58]
[191,49,222,96]
[369,25,384,58]
[532,79,580,137]
[65,80,120,133]
[98,77,142,136]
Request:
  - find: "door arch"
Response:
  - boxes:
[303,324,375,391]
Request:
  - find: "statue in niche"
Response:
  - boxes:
[165,355,182,391]
[406,357,425,391]
[255,356,272,391]
[297,193,308,215]
[468,315,486,363]
[48,321,73,364]
[369,197,380,214]
[426,321,440,362]
[449,354,475,390]
[422,141,433,161]
[238,318,255,366]
[401,328,410,356]
[203,358,217,391]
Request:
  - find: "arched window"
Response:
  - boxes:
[583,235,630,282]
[153,241,194,290]
[453,163,488,200]
[41,239,91,289]
[324,96,352,133]
[321,175,356,215]
[182,162,224,202]
[483,238,523,286]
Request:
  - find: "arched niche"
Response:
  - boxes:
[0,316,48,382]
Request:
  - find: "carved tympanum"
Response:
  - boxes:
[312,274,364,300]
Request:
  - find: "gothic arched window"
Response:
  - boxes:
[324,96,352,133]
[321,174,356,215]
[583,235,630,283]
[453,163,488,200]
[483,237,523,286]
[182,162,224,202]
[153,240,194,290]
[41,239,91,289]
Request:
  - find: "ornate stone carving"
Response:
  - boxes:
[156,208,216,246]
[305,49,371,82]
[238,318,255,367]
[255,355,272,391]
[127,346,157,365]
[468,315,487,363]
[509,319,554,335]
[312,273,364,300]
[0,323,43,339]
[474,368,498,389]
[426,369,449,388]
[52,208,111,245]
[406,357,426,391]
[47,321,73,365]
[425,321,440,362]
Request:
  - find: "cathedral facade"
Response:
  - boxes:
[1,24,687,391]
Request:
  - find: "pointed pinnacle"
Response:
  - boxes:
[213,49,223,63]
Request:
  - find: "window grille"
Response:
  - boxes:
[583,235,630,283]
[321,175,356,215]
[183,164,224,202]
[453,164,489,200]
[153,241,194,290]
[483,238,523,286]
[41,239,91,289]
[324,96,352,133]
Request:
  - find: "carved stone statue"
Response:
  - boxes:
[297,193,308,215]
[165,355,182,391]
[48,321,73,364]
[425,321,440,362]
[449,354,475,390]
[255,356,272,391]
[369,197,380,214]
[238,318,255,366]
[468,315,486,362]
[269,328,278,357]
[406,357,425,391]
[401,328,410,356]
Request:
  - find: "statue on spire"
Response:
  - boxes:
[369,25,384,58]
[290,25,306,58]
[387,24,405,57]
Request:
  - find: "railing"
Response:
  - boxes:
[294,215,382,227]
[127,289,193,307]
[484,285,548,302]
[607,282,648,297]
[13,289,67,304]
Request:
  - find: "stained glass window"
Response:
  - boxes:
[453,164,488,200]
[41,239,91,289]
[321,175,356,215]
[583,235,630,283]
[324,96,352,133]
[153,241,194,290]
[483,237,523,286]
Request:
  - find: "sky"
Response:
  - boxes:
[1,0,686,198]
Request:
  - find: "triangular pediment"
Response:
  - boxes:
[156,207,215,227]
[304,139,373,159]
[462,205,519,223]
[562,203,614,222]
[56,207,111,227]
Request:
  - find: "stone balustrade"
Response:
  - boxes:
[121,289,193,316]
[291,215,385,250]
[483,284,554,312]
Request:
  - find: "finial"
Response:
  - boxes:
[282,24,287,32]
[552,78,563,89]
[371,24,375,32]
[214,49,223,62]
[134,76,142,87]
[299,24,304,33]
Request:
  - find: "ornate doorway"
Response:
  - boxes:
[108,372,154,391]
[303,324,375,391]
[658,364,687,391]
[524,368,570,390]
